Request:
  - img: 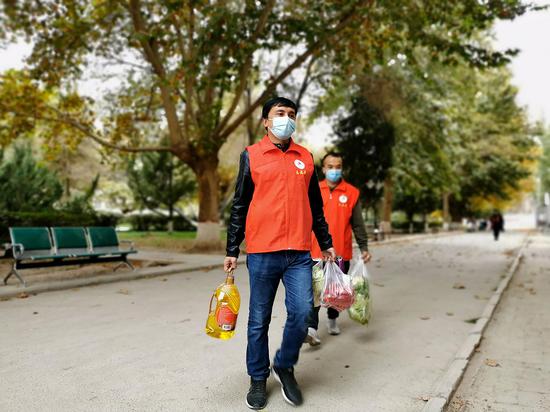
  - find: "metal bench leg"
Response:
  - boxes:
[113,259,135,272]
[4,264,26,287]
[125,260,135,271]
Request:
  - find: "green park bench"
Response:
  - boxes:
[1,227,136,287]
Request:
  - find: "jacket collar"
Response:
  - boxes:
[259,135,300,154]
[320,179,348,193]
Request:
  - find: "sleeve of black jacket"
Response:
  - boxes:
[309,162,333,251]
[226,150,254,258]
[351,201,369,251]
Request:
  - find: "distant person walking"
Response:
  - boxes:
[224,97,336,410]
[489,211,504,241]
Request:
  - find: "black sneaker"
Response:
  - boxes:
[246,378,267,410]
[272,365,303,406]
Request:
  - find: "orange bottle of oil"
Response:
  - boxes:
[205,271,240,340]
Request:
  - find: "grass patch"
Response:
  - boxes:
[118,230,226,252]
[119,231,197,240]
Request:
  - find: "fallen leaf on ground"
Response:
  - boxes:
[446,312,454,316]
[484,358,500,367]
[418,396,430,402]
[527,288,537,295]
[453,283,465,289]
[373,282,385,287]
[18,292,29,299]
[117,289,130,295]
[420,316,430,320]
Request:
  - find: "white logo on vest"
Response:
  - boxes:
[339,195,348,204]
[294,159,305,170]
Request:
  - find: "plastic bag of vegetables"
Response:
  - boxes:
[321,260,355,312]
[311,260,324,307]
[347,259,372,325]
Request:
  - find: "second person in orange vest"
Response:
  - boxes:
[306,152,372,346]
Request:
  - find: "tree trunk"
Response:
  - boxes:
[407,211,414,234]
[380,175,393,235]
[193,158,223,251]
[168,160,174,233]
[443,192,450,231]
[423,213,429,233]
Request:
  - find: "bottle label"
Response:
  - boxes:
[217,306,237,331]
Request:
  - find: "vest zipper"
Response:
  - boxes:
[284,153,290,249]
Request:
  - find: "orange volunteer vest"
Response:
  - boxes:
[245,135,314,253]
[310,179,360,260]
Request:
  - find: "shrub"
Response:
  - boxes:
[126,214,196,232]
[0,211,120,243]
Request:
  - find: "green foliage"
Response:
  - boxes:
[126,150,196,218]
[0,0,543,238]
[333,95,395,206]
[0,143,63,212]
[537,127,550,200]
[325,44,534,219]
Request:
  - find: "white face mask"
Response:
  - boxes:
[269,116,296,140]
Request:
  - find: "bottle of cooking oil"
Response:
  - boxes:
[205,270,240,340]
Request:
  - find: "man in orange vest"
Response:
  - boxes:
[224,97,336,410]
[306,152,371,345]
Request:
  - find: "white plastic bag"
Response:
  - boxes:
[311,260,324,307]
[321,260,355,312]
[347,259,373,325]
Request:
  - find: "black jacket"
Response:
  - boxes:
[226,149,333,257]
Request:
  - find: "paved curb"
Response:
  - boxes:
[0,259,244,300]
[422,235,529,412]
[1,231,452,300]
[370,231,459,247]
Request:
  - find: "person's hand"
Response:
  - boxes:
[224,256,237,272]
[321,247,337,262]
[361,250,372,264]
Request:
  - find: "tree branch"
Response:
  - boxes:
[29,108,172,153]
[214,0,276,136]
[219,1,369,141]
[295,55,317,112]
[127,0,189,155]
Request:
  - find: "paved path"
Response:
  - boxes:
[448,233,550,412]
[0,232,525,412]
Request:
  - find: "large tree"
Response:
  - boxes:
[0,0,539,247]
[333,95,394,210]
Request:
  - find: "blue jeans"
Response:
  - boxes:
[246,250,313,380]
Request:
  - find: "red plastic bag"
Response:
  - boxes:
[321,260,355,312]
